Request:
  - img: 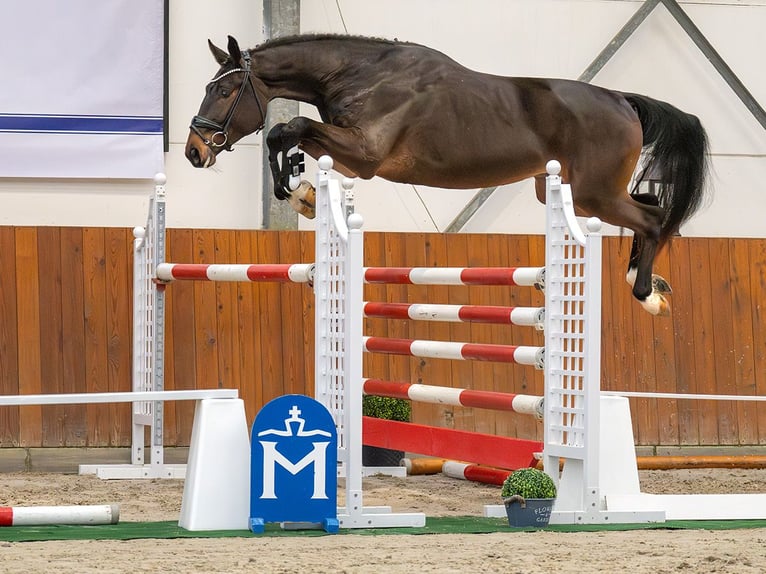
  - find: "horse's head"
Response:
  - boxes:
[185,36,266,169]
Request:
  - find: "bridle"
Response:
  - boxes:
[189,50,266,151]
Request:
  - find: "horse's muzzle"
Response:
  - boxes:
[185,132,216,168]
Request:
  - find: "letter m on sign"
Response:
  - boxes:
[259,441,330,499]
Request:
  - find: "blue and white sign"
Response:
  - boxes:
[249,395,338,533]
[0,1,164,178]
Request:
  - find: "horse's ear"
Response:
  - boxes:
[227,35,242,65]
[208,39,230,66]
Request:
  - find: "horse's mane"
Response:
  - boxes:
[253,33,417,51]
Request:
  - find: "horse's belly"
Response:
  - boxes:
[376,149,543,189]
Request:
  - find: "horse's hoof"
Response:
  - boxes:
[286,180,316,219]
[652,274,672,294]
[639,292,670,316]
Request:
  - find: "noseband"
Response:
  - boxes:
[190,51,266,151]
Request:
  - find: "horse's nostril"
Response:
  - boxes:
[189,146,201,166]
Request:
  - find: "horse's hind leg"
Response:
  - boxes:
[610,198,669,315]
[626,193,671,295]
[570,181,669,315]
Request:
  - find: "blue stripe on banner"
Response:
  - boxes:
[0,114,163,134]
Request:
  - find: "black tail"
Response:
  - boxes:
[623,93,710,245]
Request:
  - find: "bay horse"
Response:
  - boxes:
[185,34,709,316]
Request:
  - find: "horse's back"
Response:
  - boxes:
[318,38,643,187]
[325,38,638,142]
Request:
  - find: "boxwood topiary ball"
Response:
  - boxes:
[501,468,557,499]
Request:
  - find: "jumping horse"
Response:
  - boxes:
[185,34,709,316]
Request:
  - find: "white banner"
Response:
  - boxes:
[0,1,164,178]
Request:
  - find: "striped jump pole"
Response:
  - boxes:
[401,457,520,485]
[363,266,544,288]
[442,461,512,486]
[362,337,545,369]
[362,379,544,419]
[0,504,120,526]
[155,262,314,283]
[363,302,545,328]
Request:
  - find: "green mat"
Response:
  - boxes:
[2,517,766,542]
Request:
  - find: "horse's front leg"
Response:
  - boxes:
[266,122,317,219]
[276,117,384,179]
[265,116,387,219]
[266,123,292,200]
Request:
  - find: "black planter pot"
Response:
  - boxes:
[362,445,404,467]
[503,497,554,528]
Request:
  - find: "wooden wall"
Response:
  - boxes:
[0,226,764,448]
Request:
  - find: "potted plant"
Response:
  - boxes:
[362,395,411,467]
[501,467,557,528]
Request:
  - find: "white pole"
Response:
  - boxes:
[0,504,120,526]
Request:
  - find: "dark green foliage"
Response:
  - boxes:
[362,395,411,421]
[501,467,557,499]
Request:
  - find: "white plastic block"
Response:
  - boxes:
[178,398,251,530]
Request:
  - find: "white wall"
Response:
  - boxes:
[1,0,764,237]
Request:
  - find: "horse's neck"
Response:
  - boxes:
[252,42,343,104]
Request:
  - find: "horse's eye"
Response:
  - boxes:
[220,88,231,98]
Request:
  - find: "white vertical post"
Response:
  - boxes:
[150,174,167,472]
[130,173,166,467]
[543,160,583,502]
[581,211,603,516]
[342,183,366,526]
[542,160,661,524]
[313,156,424,528]
[131,225,148,466]
[313,156,342,436]
[544,159,604,522]
[82,173,185,479]
[313,156,359,514]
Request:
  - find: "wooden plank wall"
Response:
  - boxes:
[0,226,764,448]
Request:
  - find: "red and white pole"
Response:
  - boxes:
[155,263,313,283]
[0,504,120,526]
[363,301,544,327]
[442,461,512,486]
[363,379,544,418]
[363,266,544,287]
[362,337,544,368]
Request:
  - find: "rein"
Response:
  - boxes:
[190,51,266,151]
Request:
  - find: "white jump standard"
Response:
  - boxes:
[312,157,426,527]
[314,157,660,524]
[480,161,665,524]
